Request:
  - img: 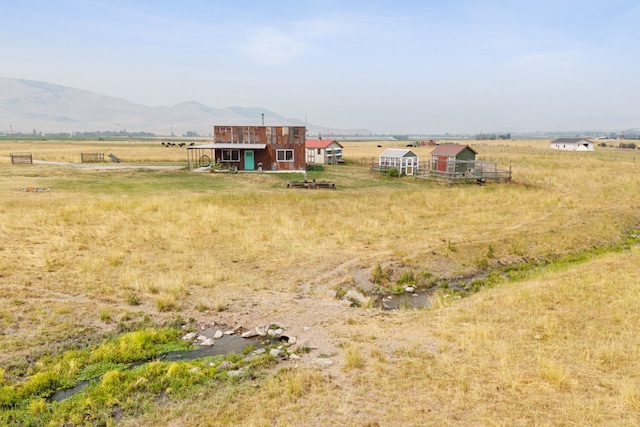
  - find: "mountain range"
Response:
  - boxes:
[0,77,369,136]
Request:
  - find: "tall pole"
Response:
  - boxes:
[261,113,264,126]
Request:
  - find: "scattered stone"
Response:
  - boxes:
[200,338,214,346]
[268,328,284,337]
[404,286,415,293]
[344,290,370,307]
[197,335,207,341]
[269,349,285,358]
[242,330,258,338]
[312,358,334,368]
[288,336,297,345]
[227,370,244,378]
[182,332,196,341]
[189,367,201,374]
[253,348,266,355]
[213,330,224,339]
[255,325,267,336]
[218,361,234,370]
[303,326,311,332]
[327,289,338,299]
[289,353,301,360]
[224,330,235,335]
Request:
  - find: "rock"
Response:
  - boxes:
[189,367,201,374]
[200,338,214,346]
[303,326,311,332]
[253,348,266,355]
[344,290,370,307]
[255,325,267,336]
[227,370,244,378]
[182,332,196,341]
[404,286,415,293]
[312,358,334,368]
[288,336,297,345]
[268,328,283,337]
[289,353,301,360]
[269,349,285,358]
[213,330,223,339]
[224,330,235,335]
[218,361,234,370]
[327,289,338,299]
[197,335,207,341]
[242,330,258,338]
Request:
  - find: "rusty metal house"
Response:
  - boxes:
[187,125,306,172]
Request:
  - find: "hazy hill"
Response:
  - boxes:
[0,77,369,136]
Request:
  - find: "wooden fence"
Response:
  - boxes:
[370,159,511,183]
[81,152,105,163]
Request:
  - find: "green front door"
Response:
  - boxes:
[244,150,254,170]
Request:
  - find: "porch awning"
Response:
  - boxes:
[188,143,267,150]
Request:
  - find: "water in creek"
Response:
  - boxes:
[49,334,268,402]
[378,288,433,310]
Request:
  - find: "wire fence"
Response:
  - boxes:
[346,147,640,166]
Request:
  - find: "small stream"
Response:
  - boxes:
[378,288,434,310]
[377,272,490,310]
[49,334,268,402]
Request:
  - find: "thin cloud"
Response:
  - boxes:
[238,27,307,65]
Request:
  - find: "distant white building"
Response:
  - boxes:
[550,138,594,151]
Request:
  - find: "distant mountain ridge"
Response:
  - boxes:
[0,77,369,136]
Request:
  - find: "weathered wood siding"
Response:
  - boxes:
[213,125,306,171]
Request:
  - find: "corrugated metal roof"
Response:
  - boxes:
[188,143,267,149]
[430,144,477,156]
[551,138,591,143]
[305,139,343,149]
[379,149,417,158]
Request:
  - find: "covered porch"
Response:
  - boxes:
[187,143,267,172]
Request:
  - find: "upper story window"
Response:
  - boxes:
[276,149,293,162]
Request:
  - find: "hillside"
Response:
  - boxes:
[0,77,369,136]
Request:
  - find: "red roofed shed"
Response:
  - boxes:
[430,144,477,174]
[305,139,344,165]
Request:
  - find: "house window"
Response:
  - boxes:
[221,149,240,162]
[277,149,294,162]
[317,148,321,155]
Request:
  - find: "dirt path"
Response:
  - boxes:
[1,156,183,170]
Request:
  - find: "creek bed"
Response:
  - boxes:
[50,334,268,402]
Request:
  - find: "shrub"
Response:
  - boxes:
[371,264,393,285]
[388,167,399,177]
[396,270,416,286]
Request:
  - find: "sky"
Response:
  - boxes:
[2,0,640,134]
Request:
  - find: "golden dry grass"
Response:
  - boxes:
[1,138,640,425]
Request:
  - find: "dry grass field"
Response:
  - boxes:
[1,138,639,425]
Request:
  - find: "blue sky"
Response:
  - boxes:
[2,0,639,134]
